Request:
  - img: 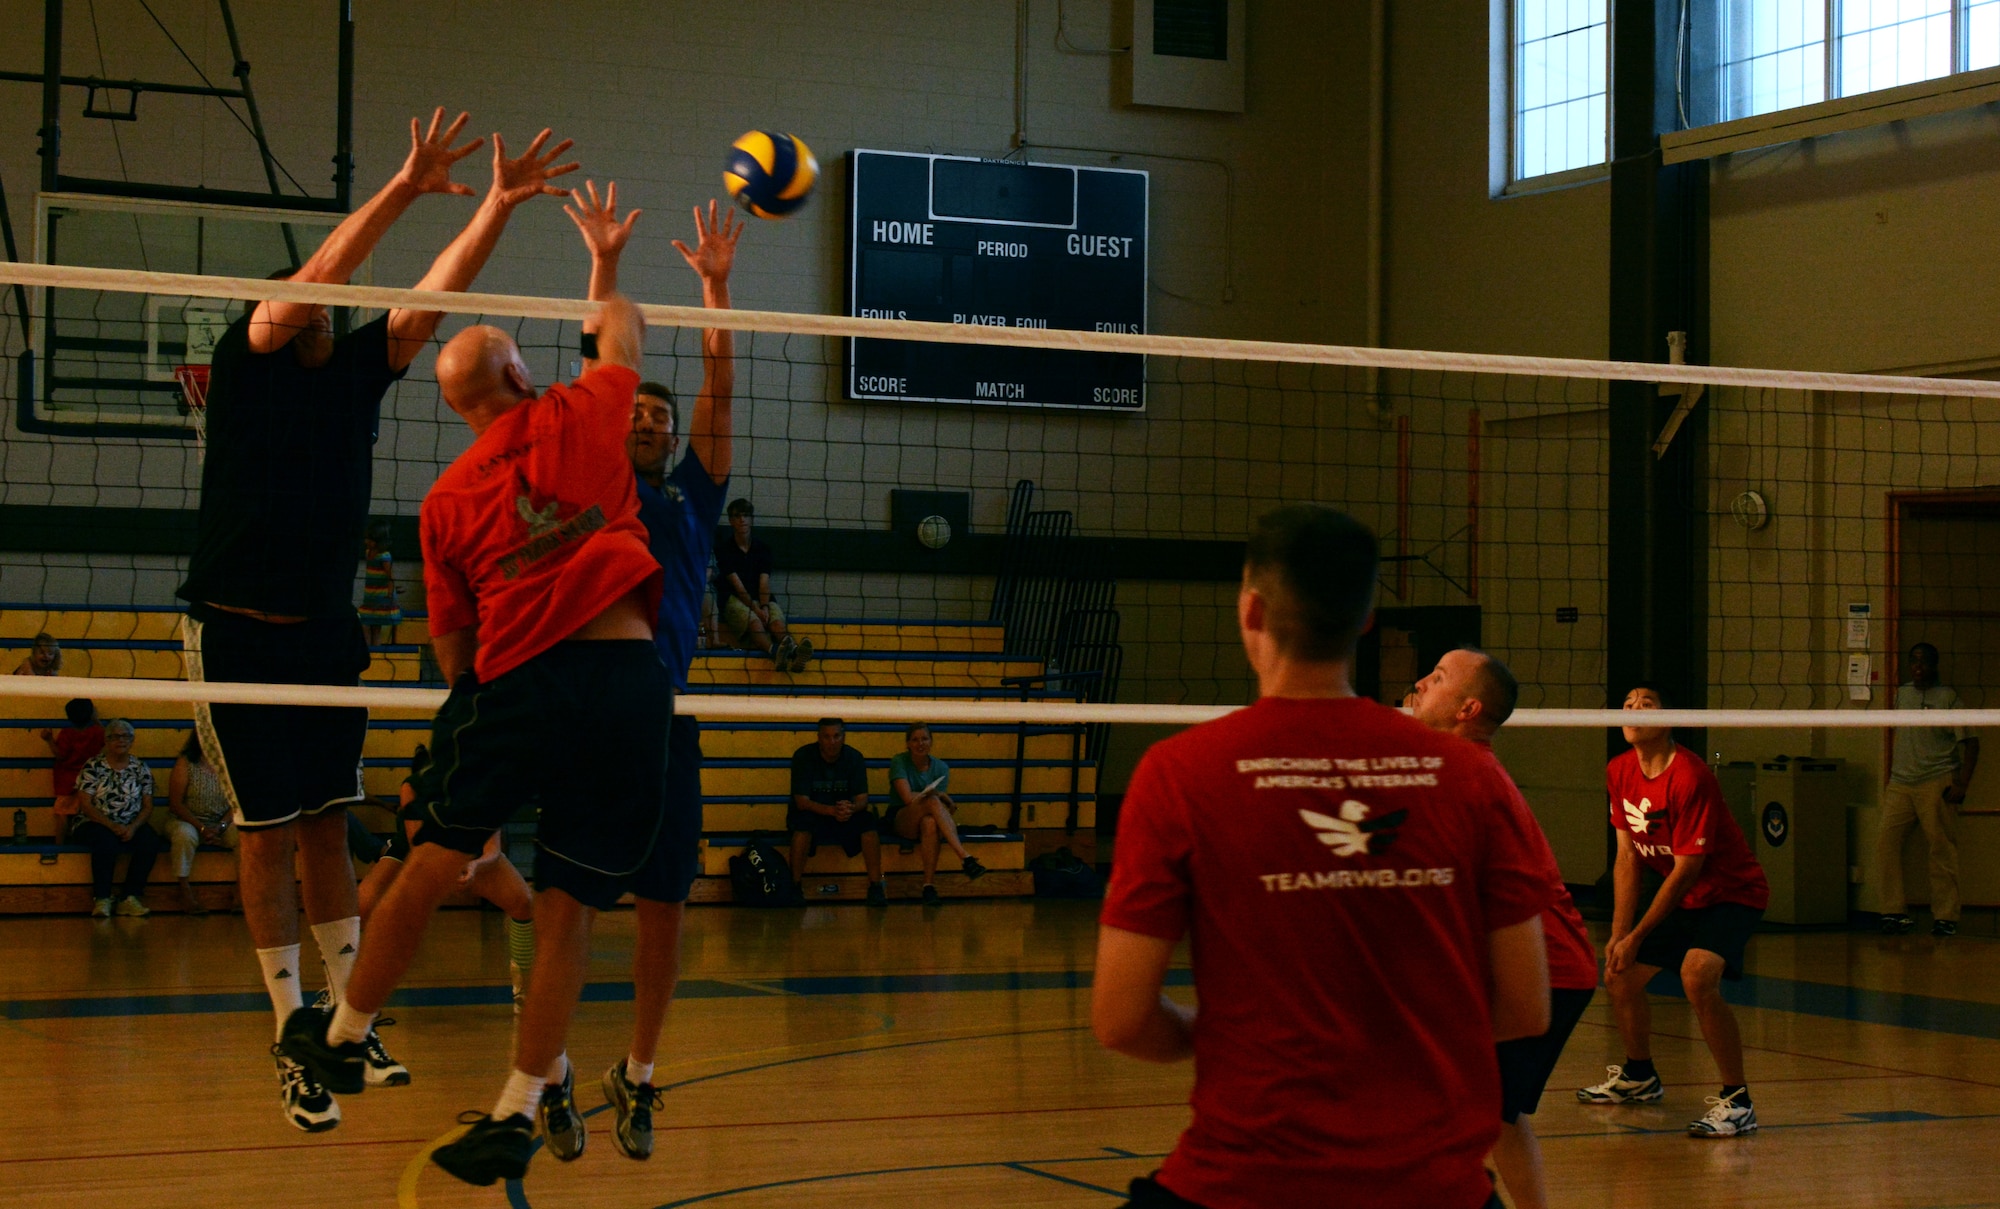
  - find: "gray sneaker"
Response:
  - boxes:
[538,1060,586,1161]
[788,639,814,672]
[603,1060,664,1160]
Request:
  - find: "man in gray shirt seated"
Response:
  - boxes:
[1876,642,1981,938]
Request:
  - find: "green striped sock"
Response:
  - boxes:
[506,916,535,978]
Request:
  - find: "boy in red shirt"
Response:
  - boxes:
[1094,506,1555,1209]
[40,698,104,840]
[282,218,669,1185]
[1408,648,1597,1209]
[1577,684,1769,1137]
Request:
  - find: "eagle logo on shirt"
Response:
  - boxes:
[516,494,561,537]
[1300,801,1407,858]
[1622,797,1669,834]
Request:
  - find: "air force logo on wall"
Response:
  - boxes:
[1300,801,1407,858]
[1761,801,1790,848]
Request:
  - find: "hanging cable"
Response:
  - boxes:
[131,0,309,195]
[1055,0,1128,55]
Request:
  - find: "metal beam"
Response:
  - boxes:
[214,0,299,264]
[51,176,346,213]
[0,69,247,99]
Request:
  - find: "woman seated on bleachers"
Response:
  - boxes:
[160,734,235,916]
[888,723,987,905]
[39,698,102,842]
[72,719,168,918]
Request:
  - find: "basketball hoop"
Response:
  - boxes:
[173,364,211,452]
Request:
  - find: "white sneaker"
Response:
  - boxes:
[272,1045,341,1132]
[361,1020,410,1087]
[1577,1064,1666,1104]
[90,897,114,918]
[115,896,150,917]
[1688,1089,1758,1137]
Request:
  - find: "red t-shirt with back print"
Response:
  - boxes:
[1473,742,1599,992]
[1607,744,1769,912]
[1101,695,1555,1209]
[420,365,661,684]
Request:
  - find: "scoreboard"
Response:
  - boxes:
[845,150,1148,411]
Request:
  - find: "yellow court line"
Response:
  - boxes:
[398,1121,472,1209]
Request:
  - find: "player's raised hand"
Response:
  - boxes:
[395,108,483,197]
[672,199,744,284]
[489,128,580,209]
[563,180,642,261]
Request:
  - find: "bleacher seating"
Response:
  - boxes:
[1,607,1096,911]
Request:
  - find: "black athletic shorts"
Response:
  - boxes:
[409,640,672,911]
[788,805,883,857]
[184,607,370,830]
[1119,1176,1500,1209]
[1635,901,1764,980]
[1497,986,1596,1122]
[631,712,704,904]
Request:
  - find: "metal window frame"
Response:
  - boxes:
[1506,0,1615,187]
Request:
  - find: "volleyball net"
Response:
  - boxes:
[2,260,1999,741]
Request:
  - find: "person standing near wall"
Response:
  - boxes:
[1877,642,1982,938]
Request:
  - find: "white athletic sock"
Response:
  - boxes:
[625,1057,655,1087]
[256,944,303,1041]
[328,1001,375,1047]
[494,1069,546,1121]
[312,916,362,1005]
[544,1050,570,1084]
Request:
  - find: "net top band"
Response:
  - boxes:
[5,260,2000,399]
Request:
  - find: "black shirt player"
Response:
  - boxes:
[176,110,578,1135]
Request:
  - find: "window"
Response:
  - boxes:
[1513,0,1610,181]
[1717,2,2000,123]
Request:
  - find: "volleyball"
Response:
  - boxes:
[724,131,818,219]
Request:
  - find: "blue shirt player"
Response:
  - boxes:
[601,195,744,1159]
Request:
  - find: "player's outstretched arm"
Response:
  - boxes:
[384,128,581,370]
[251,108,482,354]
[1487,915,1552,1041]
[673,200,743,483]
[1092,925,1195,1062]
[583,294,646,375]
[565,180,642,303]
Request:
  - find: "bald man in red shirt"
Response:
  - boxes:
[282,202,672,1185]
[1094,506,1553,1209]
[1408,647,1598,1209]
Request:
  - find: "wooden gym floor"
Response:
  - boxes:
[4,901,1998,1208]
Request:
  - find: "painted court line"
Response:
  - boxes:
[11,965,2000,1041]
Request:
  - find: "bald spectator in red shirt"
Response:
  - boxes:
[282,240,670,1186]
[1408,647,1598,1209]
[1093,506,1552,1209]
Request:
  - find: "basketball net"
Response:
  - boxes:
[172,364,211,457]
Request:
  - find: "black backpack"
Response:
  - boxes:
[1027,846,1101,898]
[728,833,797,906]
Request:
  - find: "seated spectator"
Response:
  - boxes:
[72,719,168,918]
[790,717,885,906]
[39,698,103,842]
[358,518,405,648]
[888,723,987,904]
[14,632,62,676]
[161,734,236,916]
[715,498,811,671]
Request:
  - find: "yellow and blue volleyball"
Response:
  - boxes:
[724,131,818,219]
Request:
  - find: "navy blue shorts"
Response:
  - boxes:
[631,712,703,903]
[1635,902,1763,980]
[409,641,672,911]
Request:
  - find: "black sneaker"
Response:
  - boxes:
[866,881,888,907]
[603,1060,665,1160]
[539,1060,586,1161]
[362,1018,410,1087]
[773,635,797,668]
[789,639,814,672]
[921,884,941,905]
[961,856,988,881]
[1934,919,1959,937]
[271,1044,340,1132]
[278,1005,367,1096]
[1880,913,1917,935]
[432,1111,534,1186]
